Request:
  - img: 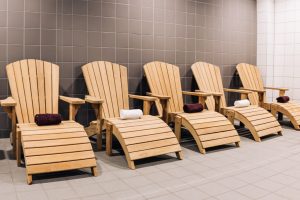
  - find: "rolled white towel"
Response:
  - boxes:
[234,99,250,108]
[120,109,143,120]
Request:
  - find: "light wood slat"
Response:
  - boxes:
[200,130,238,141]
[27,59,40,116]
[255,121,281,131]
[14,61,29,123]
[118,123,167,133]
[232,107,262,113]
[21,128,83,136]
[202,136,240,148]
[22,132,86,141]
[105,61,119,117]
[27,158,96,175]
[113,63,124,114]
[151,62,163,95]
[172,64,184,112]
[52,64,59,113]
[18,122,82,131]
[179,112,222,120]
[44,62,53,113]
[130,145,181,160]
[257,126,282,137]
[193,120,232,129]
[25,144,92,156]
[6,63,23,123]
[23,137,90,148]
[213,64,227,108]
[121,127,171,138]
[116,119,164,128]
[160,62,176,112]
[107,115,154,124]
[198,125,235,135]
[124,132,175,145]
[189,116,226,124]
[36,60,46,113]
[167,63,181,112]
[99,62,114,117]
[241,110,267,117]
[247,113,272,121]
[251,117,277,126]
[120,65,129,109]
[20,60,34,122]
[26,151,95,165]
[127,138,179,153]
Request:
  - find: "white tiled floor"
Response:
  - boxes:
[1,125,300,199]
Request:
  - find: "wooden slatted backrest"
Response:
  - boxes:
[144,61,184,114]
[6,59,59,124]
[236,63,265,105]
[82,61,129,119]
[191,62,227,111]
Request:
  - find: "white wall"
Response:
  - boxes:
[257,0,300,101]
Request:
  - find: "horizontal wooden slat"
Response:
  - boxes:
[26,151,95,165]
[189,116,226,124]
[27,158,96,174]
[251,117,277,126]
[257,126,282,137]
[22,132,86,141]
[124,132,175,145]
[24,144,93,156]
[193,120,231,129]
[202,136,240,148]
[23,137,90,148]
[255,121,281,131]
[196,125,234,135]
[200,130,238,141]
[116,119,163,128]
[248,113,272,121]
[118,123,166,132]
[127,138,179,153]
[121,127,171,138]
[18,121,82,131]
[178,112,221,120]
[22,128,84,136]
[242,110,268,117]
[130,145,181,160]
[107,115,154,124]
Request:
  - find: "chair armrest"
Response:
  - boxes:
[241,88,266,94]
[85,95,104,104]
[223,88,251,94]
[265,86,288,91]
[60,96,85,105]
[146,92,170,100]
[0,97,16,107]
[128,94,157,102]
[182,91,212,97]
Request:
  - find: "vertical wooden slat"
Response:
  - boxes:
[13,61,29,123]
[20,60,34,122]
[28,59,40,116]
[172,64,184,112]
[6,63,24,123]
[159,62,175,112]
[44,62,53,113]
[36,60,46,113]
[213,65,227,108]
[82,65,96,97]
[120,65,129,109]
[105,62,119,117]
[113,63,124,112]
[52,64,59,114]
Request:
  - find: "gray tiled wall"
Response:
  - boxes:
[0,0,256,136]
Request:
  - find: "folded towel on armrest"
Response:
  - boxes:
[120,109,143,120]
[234,99,250,108]
[35,114,62,126]
[276,96,289,103]
[183,103,204,113]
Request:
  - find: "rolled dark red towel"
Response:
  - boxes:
[35,114,62,126]
[276,96,290,103]
[183,103,204,113]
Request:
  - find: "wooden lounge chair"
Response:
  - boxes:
[0,59,97,184]
[192,62,282,142]
[143,61,241,154]
[237,63,300,130]
[82,61,182,169]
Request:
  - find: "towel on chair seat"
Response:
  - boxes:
[35,114,62,126]
[183,103,204,113]
[120,109,143,120]
[276,96,289,103]
[234,99,250,108]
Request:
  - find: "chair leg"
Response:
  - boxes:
[235,141,240,147]
[27,175,32,185]
[16,130,21,167]
[127,160,135,170]
[106,124,112,156]
[91,167,98,176]
[174,116,182,142]
[176,151,183,160]
[97,132,102,151]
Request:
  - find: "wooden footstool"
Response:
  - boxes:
[17,121,97,184]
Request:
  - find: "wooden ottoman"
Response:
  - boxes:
[17,121,97,184]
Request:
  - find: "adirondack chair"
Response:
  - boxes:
[237,63,300,130]
[192,62,282,142]
[0,59,98,184]
[144,61,241,154]
[82,61,182,169]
